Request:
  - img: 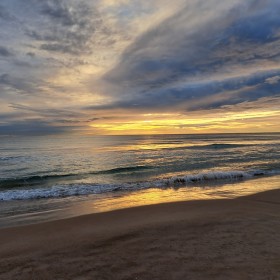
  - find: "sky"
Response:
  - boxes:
[0,0,280,135]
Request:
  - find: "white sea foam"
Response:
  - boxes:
[0,170,275,201]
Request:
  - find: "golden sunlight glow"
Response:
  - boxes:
[73,175,280,216]
[89,109,280,135]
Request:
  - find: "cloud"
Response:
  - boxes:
[100,0,280,111]
[0,0,279,135]
[24,0,114,55]
[0,46,13,57]
[0,120,71,135]
[0,73,39,94]
[0,73,10,85]
[0,4,13,21]
[8,103,102,128]
[26,52,35,58]
[265,75,280,84]
[88,70,280,112]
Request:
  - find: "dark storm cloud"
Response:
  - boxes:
[101,0,280,111]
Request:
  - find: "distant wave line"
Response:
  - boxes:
[0,165,154,188]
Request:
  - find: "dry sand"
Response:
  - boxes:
[0,189,280,280]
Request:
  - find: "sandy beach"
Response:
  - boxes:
[0,189,280,280]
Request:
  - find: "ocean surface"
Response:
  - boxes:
[0,133,280,227]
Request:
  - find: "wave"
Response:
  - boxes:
[188,143,252,150]
[97,165,152,174]
[0,169,276,201]
[0,174,78,188]
[157,143,253,152]
[0,156,28,161]
[0,165,153,188]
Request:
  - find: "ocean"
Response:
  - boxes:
[0,133,279,227]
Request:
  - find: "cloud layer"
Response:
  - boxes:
[0,0,279,135]
[102,0,280,111]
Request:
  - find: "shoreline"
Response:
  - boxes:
[2,173,280,229]
[1,188,280,279]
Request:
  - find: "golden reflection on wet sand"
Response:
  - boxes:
[72,175,280,216]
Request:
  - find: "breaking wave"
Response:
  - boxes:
[0,169,276,201]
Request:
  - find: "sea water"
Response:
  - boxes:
[0,133,279,227]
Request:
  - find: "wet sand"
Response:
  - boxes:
[0,189,280,279]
